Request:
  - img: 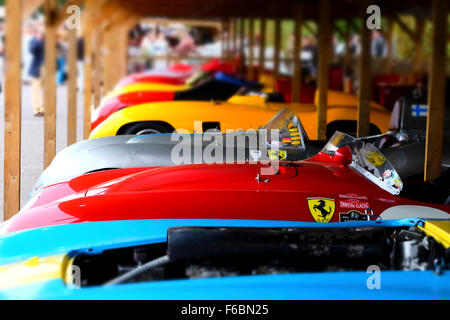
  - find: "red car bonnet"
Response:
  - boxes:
[6,159,448,234]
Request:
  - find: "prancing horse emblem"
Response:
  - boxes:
[307,197,336,223]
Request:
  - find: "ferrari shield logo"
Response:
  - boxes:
[268,149,287,160]
[307,197,335,222]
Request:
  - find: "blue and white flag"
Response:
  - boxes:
[411,104,428,117]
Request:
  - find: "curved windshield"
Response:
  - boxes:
[263,108,307,150]
[322,132,403,195]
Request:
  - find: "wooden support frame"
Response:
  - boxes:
[412,16,426,74]
[3,0,22,219]
[43,0,57,169]
[273,17,281,79]
[67,27,78,146]
[385,17,394,74]
[357,1,371,138]
[93,28,102,109]
[303,21,317,38]
[54,0,84,27]
[291,5,303,103]
[221,18,229,61]
[392,14,416,40]
[22,0,44,21]
[317,0,331,140]
[230,17,237,59]
[424,0,448,181]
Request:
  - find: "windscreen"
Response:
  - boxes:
[322,132,403,195]
[263,108,307,150]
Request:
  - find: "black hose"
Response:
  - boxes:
[104,255,170,286]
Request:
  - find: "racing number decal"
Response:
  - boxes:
[307,197,335,223]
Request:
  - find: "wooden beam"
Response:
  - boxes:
[258,18,266,73]
[317,0,331,140]
[103,27,114,93]
[230,17,237,59]
[43,0,57,169]
[92,0,122,28]
[22,0,44,21]
[385,17,394,74]
[93,28,102,109]
[273,17,281,79]
[292,5,303,103]
[392,14,416,40]
[303,21,317,38]
[357,1,372,138]
[221,18,228,60]
[141,18,222,29]
[54,0,84,27]
[425,0,447,181]
[239,17,245,55]
[247,18,255,80]
[83,0,94,139]
[67,27,78,146]
[4,0,22,219]
[412,16,426,74]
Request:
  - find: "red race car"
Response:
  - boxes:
[2,132,449,234]
[115,59,236,89]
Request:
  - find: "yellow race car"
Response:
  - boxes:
[89,91,391,140]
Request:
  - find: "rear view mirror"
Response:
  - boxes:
[334,145,353,166]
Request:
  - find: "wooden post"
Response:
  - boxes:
[3,0,22,219]
[221,19,226,60]
[292,6,303,103]
[317,0,331,140]
[93,28,102,109]
[258,18,266,73]
[425,0,447,181]
[118,23,132,81]
[412,16,426,74]
[357,2,371,138]
[247,18,255,80]
[83,0,94,139]
[385,17,393,74]
[43,0,57,169]
[233,18,238,58]
[273,17,281,79]
[67,27,78,146]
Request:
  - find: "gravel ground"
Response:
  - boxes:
[0,83,85,220]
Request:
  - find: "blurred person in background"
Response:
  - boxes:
[174,29,200,57]
[140,29,156,69]
[22,22,35,85]
[28,22,45,117]
[56,27,68,85]
[152,28,169,69]
[371,30,387,58]
[77,36,84,91]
